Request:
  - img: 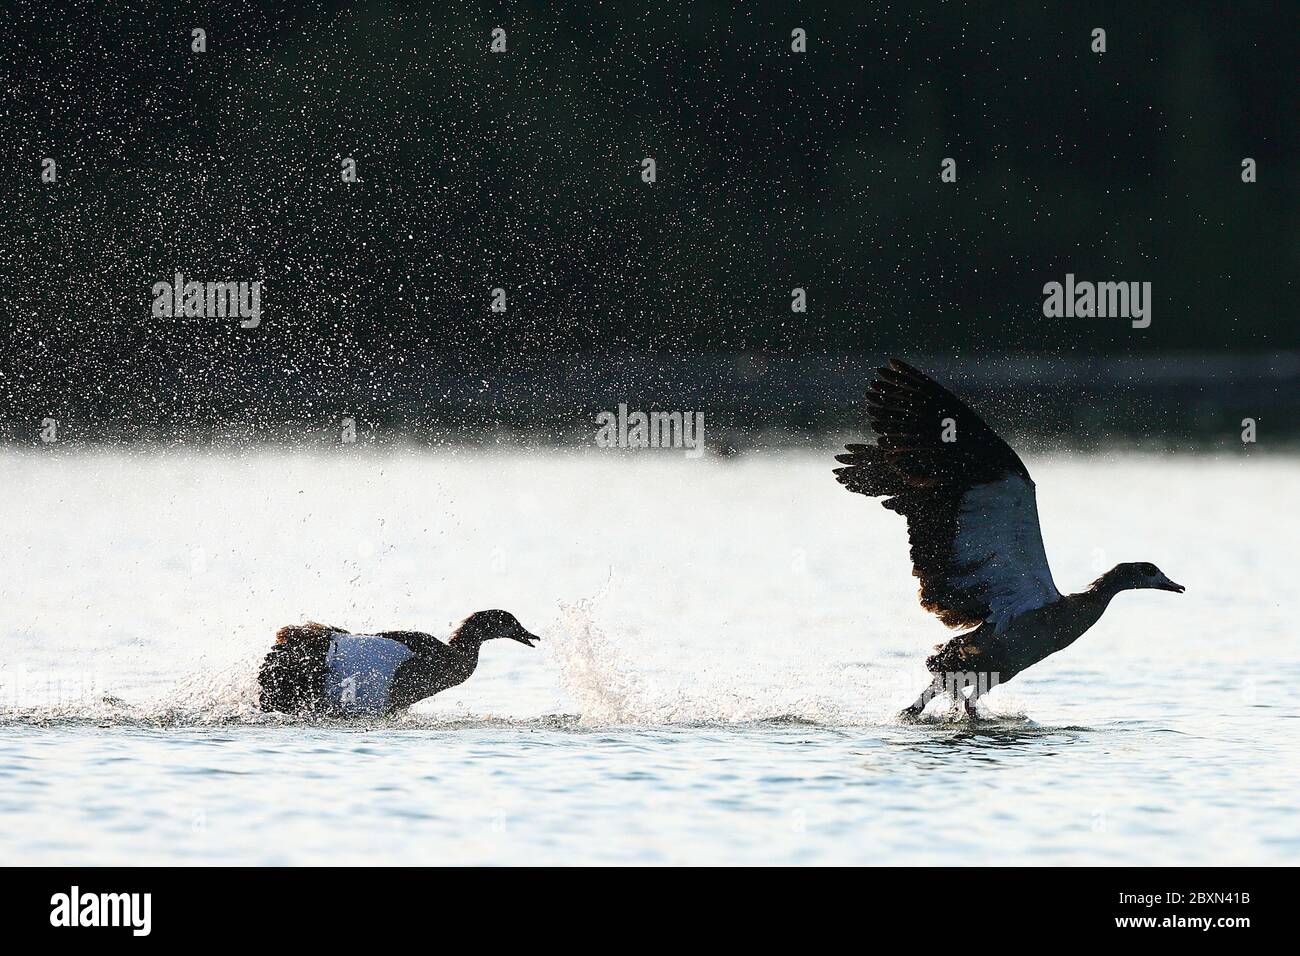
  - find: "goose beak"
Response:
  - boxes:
[510,627,541,647]
[1155,574,1185,593]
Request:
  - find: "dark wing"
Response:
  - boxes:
[834,359,1059,631]
[260,621,343,713]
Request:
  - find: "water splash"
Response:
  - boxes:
[548,600,653,725]
[155,652,267,722]
[545,599,920,727]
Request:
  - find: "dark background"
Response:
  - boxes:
[0,866,1275,940]
[1,1,1296,442]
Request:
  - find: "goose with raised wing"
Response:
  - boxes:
[833,359,1183,719]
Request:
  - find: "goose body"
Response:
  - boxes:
[257,610,540,717]
[834,359,1183,718]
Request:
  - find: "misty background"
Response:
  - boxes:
[1,2,1295,444]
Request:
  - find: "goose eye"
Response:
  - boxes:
[1140,563,1157,575]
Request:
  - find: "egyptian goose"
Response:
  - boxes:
[834,360,1183,719]
[258,610,540,717]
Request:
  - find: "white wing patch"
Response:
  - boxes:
[325,634,415,714]
[949,475,1060,633]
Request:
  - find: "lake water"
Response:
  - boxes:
[0,447,1295,865]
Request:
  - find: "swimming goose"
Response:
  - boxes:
[833,359,1183,719]
[257,610,540,717]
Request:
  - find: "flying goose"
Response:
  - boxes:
[833,359,1183,719]
[258,610,541,717]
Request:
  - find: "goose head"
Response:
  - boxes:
[452,609,541,647]
[1098,562,1185,595]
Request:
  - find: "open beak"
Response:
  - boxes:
[510,628,541,647]
[1155,575,1186,593]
